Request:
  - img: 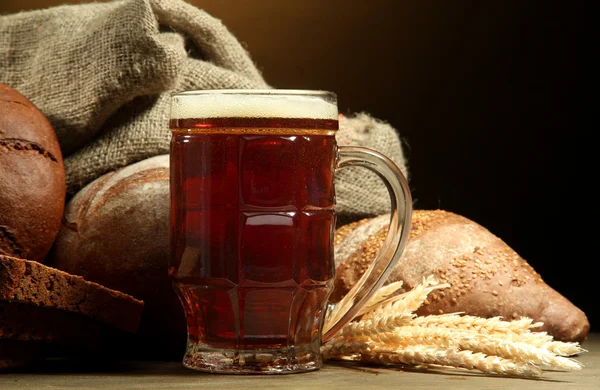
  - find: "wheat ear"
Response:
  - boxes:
[361,346,543,378]
[355,281,404,317]
[322,274,586,377]
[362,276,449,321]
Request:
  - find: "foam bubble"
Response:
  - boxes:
[171,90,338,120]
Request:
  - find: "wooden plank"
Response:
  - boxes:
[1,333,597,389]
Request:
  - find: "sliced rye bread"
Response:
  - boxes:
[0,255,144,369]
[0,301,103,348]
[0,340,46,371]
[0,301,139,371]
[0,255,143,333]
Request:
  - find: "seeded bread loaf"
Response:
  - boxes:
[0,83,66,262]
[332,210,590,343]
[47,155,186,360]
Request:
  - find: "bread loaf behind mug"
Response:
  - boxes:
[47,154,184,360]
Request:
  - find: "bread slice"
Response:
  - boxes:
[0,301,123,371]
[0,255,143,333]
[0,255,144,369]
[0,301,103,348]
[0,340,46,371]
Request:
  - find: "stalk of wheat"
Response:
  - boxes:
[321,276,586,378]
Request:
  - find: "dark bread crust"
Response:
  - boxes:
[0,301,137,371]
[0,255,143,334]
[0,340,46,371]
[0,83,66,262]
[0,301,102,348]
[332,210,590,343]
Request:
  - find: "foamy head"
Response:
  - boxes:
[170,89,338,120]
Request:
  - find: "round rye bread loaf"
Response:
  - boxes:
[47,154,185,360]
[332,210,590,343]
[0,83,66,262]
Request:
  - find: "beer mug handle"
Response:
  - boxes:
[322,146,413,342]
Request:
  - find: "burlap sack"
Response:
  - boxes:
[336,113,409,223]
[0,0,408,219]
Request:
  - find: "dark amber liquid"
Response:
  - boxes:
[169,118,338,354]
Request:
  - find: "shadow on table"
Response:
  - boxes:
[5,355,577,384]
[325,359,565,383]
[5,358,196,377]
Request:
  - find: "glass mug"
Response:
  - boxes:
[169,90,412,374]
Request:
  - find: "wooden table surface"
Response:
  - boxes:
[1,333,598,389]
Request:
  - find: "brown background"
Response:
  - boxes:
[1,1,590,329]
